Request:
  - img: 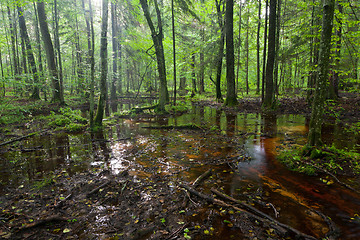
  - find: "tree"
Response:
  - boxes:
[140,0,169,112]
[224,0,237,106]
[17,5,40,100]
[262,0,277,109]
[94,0,109,127]
[37,1,63,104]
[308,0,335,147]
[171,0,177,104]
[110,0,118,101]
[214,0,224,102]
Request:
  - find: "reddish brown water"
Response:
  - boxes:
[1,106,360,239]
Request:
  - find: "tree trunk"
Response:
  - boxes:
[261,0,269,102]
[75,0,84,94]
[274,0,282,96]
[307,0,320,103]
[191,53,197,94]
[214,0,224,102]
[17,6,40,100]
[256,0,261,94]
[245,6,249,95]
[236,2,242,94]
[53,0,64,101]
[110,0,118,101]
[7,6,21,94]
[94,0,109,127]
[171,0,177,104]
[33,3,45,100]
[308,0,335,147]
[224,0,237,106]
[263,0,277,109]
[329,0,342,100]
[199,31,205,94]
[37,1,63,104]
[140,0,169,112]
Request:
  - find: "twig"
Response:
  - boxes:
[266,202,279,218]
[314,210,340,240]
[166,223,188,240]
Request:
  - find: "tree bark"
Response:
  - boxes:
[110,0,118,101]
[37,1,63,104]
[214,0,224,102]
[256,0,261,94]
[308,0,335,147]
[140,0,169,112]
[53,0,64,99]
[171,0,177,104]
[261,0,269,102]
[263,0,277,109]
[17,6,40,99]
[224,0,237,106]
[94,0,109,127]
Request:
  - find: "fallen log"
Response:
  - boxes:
[179,184,317,240]
[0,130,48,147]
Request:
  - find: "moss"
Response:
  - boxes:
[278,144,360,176]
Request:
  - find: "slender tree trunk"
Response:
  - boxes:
[256,0,261,94]
[308,0,335,147]
[37,1,63,104]
[261,0,269,102]
[7,6,21,93]
[245,6,249,95]
[89,0,95,128]
[172,0,177,104]
[191,53,197,94]
[215,0,224,102]
[307,0,320,103]
[140,0,169,112]
[74,0,84,94]
[274,0,282,95]
[329,0,342,99]
[236,2,242,94]
[33,3,45,100]
[110,0,118,101]
[0,50,4,96]
[263,0,277,109]
[53,0,64,101]
[17,6,40,99]
[94,0,109,127]
[224,0,237,106]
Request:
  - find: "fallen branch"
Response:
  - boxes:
[179,184,317,240]
[87,180,111,197]
[192,169,213,187]
[17,215,68,231]
[314,210,340,240]
[306,162,360,194]
[0,130,48,147]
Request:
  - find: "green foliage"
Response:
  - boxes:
[165,101,189,113]
[48,108,87,132]
[278,144,360,175]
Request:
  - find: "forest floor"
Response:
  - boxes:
[0,93,359,240]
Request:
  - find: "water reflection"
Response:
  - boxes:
[1,104,360,238]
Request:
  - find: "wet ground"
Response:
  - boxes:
[1,98,360,239]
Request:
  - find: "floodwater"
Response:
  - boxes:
[1,105,360,239]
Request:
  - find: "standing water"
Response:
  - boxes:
[1,105,360,239]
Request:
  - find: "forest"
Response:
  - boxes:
[0,0,360,239]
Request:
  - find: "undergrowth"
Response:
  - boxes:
[278,144,360,176]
